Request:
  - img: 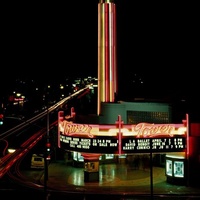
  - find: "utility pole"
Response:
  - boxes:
[44,101,50,199]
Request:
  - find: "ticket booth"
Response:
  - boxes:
[82,153,101,182]
[84,161,99,182]
[165,153,187,185]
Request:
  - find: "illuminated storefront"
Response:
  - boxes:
[165,152,187,185]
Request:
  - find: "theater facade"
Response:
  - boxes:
[57,101,200,186]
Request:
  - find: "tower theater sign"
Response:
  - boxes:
[58,111,188,154]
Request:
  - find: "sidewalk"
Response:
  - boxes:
[43,161,200,198]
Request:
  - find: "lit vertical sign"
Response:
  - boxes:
[98,0,117,115]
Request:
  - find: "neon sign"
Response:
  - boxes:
[58,111,187,154]
[59,121,186,138]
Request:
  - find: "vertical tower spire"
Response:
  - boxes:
[97,0,117,115]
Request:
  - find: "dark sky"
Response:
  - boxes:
[1,1,199,99]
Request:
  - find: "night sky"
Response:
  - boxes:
[1,1,199,102]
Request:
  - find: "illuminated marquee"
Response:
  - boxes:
[58,111,188,154]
